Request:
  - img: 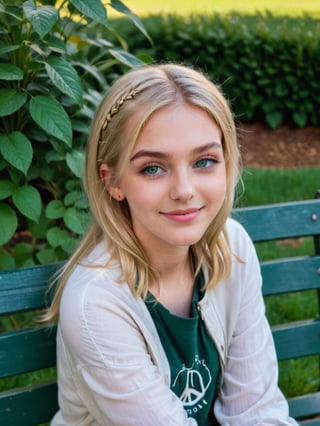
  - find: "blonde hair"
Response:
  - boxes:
[45,63,241,322]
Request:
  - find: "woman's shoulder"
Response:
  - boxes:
[225,217,261,281]
[60,241,131,317]
[58,241,145,346]
[226,216,253,249]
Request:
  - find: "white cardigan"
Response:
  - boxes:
[51,219,298,426]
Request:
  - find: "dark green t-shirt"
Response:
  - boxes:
[145,272,220,425]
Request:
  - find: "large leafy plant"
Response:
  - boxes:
[0,0,149,268]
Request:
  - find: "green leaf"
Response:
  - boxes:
[28,211,50,239]
[265,111,283,129]
[275,84,289,97]
[36,247,58,264]
[64,207,89,234]
[0,42,20,56]
[45,150,65,162]
[29,42,47,56]
[12,185,42,222]
[0,132,33,175]
[64,190,81,206]
[12,242,34,267]
[73,62,107,91]
[23,1,58,38]
[47,226,70,248]
[137,53,154,64]
[45,56,83,105]
[61,236,79,255]
[46,199,66,219]
[110,0,152,45]
[30,95,72,146]
[46,35,68,54]
[66,149,85,178]
[13,242,33,256]
[7,167,21,186]
[66,179,81,191]
[0,157,6,171]
[0,63,23,80]
[292,112,307,128]
[0,4,24,21]
[0,179,15,199]
[0,89,27,117]
[0,203,17,245]
[0,250,16,270]
[109,49,144,68]
[75,195,88,210]
[69,0,107,25]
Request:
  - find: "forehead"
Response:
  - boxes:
[132,102,221,153]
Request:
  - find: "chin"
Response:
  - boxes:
[170,235,203,247]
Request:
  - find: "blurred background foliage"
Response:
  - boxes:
[0,0,319,269]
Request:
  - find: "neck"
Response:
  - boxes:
[148,243,191,272]
[148,248,195,318]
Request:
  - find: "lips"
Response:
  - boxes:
[161,208,202,223]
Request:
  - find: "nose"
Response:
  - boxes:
[169,169,194,201]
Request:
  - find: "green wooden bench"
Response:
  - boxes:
[0,263,61,426]
[234,198,320,425]
[0,198,319,425]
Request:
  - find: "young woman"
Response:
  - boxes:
[47,64,297,425]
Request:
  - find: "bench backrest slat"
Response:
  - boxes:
[0,263,62,315]
[299,420,320,426]
[261,256,320,295]
[233,199,320,242]
[272,319,320,360]
[289,392,320,421]
[0,325,57,378]
[0,382,58,426]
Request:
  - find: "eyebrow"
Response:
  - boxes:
[130,141,222,162]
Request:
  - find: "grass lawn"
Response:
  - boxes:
[110,0,320,17]
[239,167,320,206]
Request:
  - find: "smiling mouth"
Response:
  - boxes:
[161,208,202,223]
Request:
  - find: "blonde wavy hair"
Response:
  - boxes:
[45,63,241,322]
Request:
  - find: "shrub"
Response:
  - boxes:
[0,0,148,268]
[111,12,320,128]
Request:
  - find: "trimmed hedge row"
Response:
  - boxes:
[112,13,320,128]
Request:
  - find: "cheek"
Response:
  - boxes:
[206,172,227,199]
[125,184,158,212]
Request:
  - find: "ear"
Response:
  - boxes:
[99,163,125,201]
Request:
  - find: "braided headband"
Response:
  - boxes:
[99,88,140,144]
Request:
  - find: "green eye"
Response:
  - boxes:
[194,158,215,168]
[143,165,162,175]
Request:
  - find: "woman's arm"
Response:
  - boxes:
[214,224,298,425]
[55,267,197,425]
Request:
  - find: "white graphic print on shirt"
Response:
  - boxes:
[172,355,212,414]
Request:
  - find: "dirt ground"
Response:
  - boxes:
[238,122,320,168]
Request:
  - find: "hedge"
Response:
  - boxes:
[111,13,320,128]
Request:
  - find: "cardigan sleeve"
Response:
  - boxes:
[53,265,197,426]
[213,220,298,426]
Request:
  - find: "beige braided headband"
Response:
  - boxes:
[99,88,140,144]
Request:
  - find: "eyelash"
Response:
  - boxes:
[193,157,218,169]
[141,164,164,176]
[140,156,219,176]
